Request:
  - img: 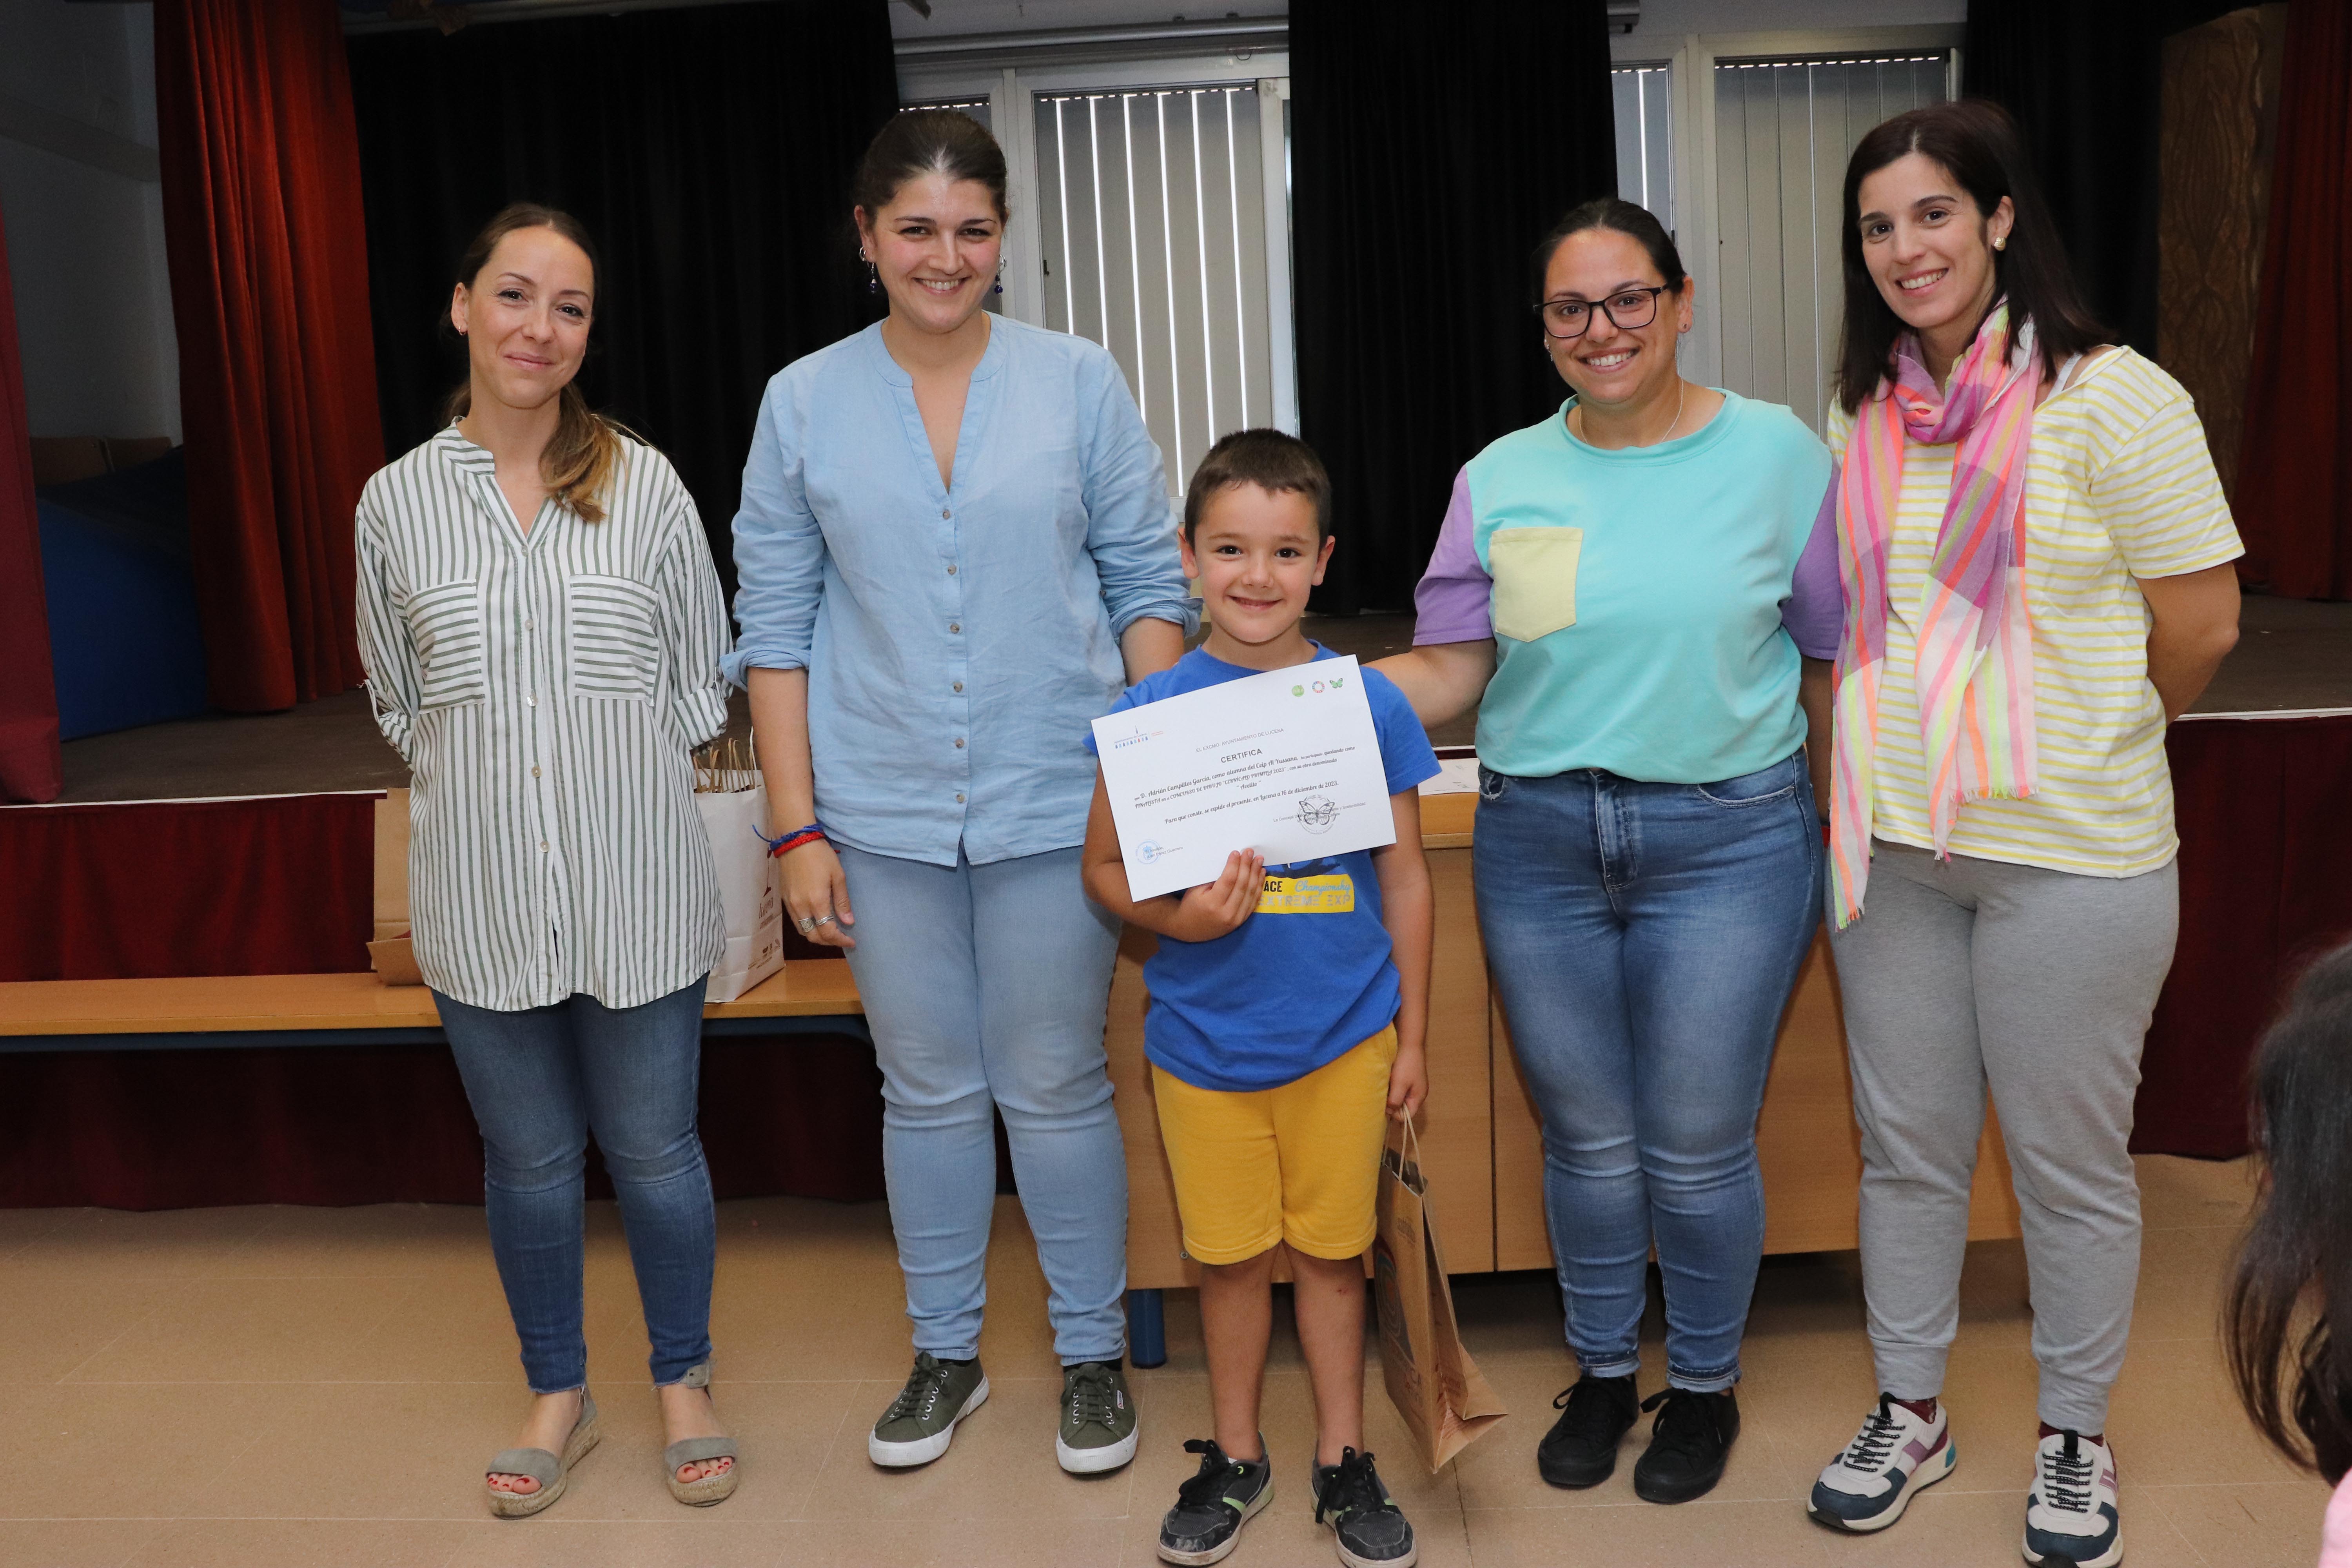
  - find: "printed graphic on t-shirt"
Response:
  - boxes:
[1258,872,1355,914]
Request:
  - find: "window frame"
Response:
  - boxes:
[1610,23,1962,392]
[899,50,1299,436]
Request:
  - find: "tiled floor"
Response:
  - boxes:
[0,1155,2323,1567]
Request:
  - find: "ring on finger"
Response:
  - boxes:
[811,914,836,928]
[795,916,818,934]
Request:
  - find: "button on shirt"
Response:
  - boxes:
[725,317,1196,866]
[355,427,732,1011]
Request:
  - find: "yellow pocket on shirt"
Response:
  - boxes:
[1488,526,1582,643]
[1258,873,1355,914]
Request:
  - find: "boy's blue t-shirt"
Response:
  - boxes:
[1089,644,1441,1092]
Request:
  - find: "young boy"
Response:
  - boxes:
[1082,430,1438,1568]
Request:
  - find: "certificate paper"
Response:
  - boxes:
[1092,656,1396,900]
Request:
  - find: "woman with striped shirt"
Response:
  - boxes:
[355,205,739,1516]
[1801,104,2240,1566]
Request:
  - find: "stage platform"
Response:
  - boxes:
[42,595,2352,802]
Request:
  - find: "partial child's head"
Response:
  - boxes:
[2227,942,2352,1482]
[1181,430,1334,651]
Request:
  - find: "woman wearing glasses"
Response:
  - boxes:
[1376,196,1837,1504]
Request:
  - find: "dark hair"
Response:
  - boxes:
[2226,942,2352,1483]
[441,203,628,524]
[853,109,1009,223]
[1531,197,1688,300]
[1833,99,2110,413]
[1183,429,1332,541]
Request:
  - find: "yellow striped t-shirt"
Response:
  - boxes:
[1826,348,2242,877]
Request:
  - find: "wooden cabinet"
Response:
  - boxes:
[1118,793,2021,1288]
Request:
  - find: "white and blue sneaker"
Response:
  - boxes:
[2023,1428,2122,1568]
[1808,1394,1956,1532]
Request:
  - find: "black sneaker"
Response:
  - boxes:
[1536,1372,1639,1488]
[1631,1387,1740,1504]
[1157,1439,1271,1566]
[1312,1447,1417,1567]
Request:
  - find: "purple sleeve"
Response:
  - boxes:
[1782,474,1844,661]
[1411,468,1493,645]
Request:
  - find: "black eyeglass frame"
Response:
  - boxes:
[1533,285,1675,341]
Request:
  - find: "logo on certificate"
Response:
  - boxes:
[1296,795,1338,834]
[1136,840,1168,863]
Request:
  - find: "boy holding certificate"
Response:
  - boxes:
[1082,430,1439,1568]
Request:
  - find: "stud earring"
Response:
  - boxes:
[1993,236,2007,251]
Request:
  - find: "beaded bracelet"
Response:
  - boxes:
[755,822,828,858]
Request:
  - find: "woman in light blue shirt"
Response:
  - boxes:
[729,111,1191,1477]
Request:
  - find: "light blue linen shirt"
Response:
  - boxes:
[724,317,1196,867]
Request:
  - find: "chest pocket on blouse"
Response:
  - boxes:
[568,574,664,701]
[1488,527,1583,643]
[409,579,486,710]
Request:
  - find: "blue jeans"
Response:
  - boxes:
[837,843,1128,1365]
[1475,752,1822,1391]
[435,977,716,1393]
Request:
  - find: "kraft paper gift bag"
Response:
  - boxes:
[1373,1116,1507,1472]
[693,763,784,1005]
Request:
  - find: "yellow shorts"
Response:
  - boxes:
[1151,1026,1398,1266]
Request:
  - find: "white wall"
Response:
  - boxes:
[0,0,179,442]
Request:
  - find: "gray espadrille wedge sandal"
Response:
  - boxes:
[664,1363,740,1507]
[485,1390,600,1519]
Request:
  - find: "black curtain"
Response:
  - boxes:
[346,0,899,595]
[1964,0,2244,359]
[1291,0,1617,615]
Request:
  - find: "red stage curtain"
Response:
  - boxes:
[0,795,375,982]
[0,793,884,1209]
[0,201,62,804]
[2135,716,2352,1157]
[153,0,383,712]
[2234,0,2352,597]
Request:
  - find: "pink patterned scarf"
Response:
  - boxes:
[1829,304,2041,927]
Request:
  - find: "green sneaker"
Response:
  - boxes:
[868,1352,988,1468]
[1056,1359,1139,1474]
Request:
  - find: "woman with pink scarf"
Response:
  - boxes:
[1798,102,2240,1568]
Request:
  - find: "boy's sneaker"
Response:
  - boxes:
[2023,1429,2122,1568]
[1157,1438,1271,1566]
[1808,1394,1956,1532]
[1057,1359,1139,1474]
[1312,1447,1416,1567]
[1536,1372,1639,1488]
[867,1352,988,1467]
[1631,1387,1740,1504]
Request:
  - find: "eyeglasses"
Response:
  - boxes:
[1534,286,1673,340]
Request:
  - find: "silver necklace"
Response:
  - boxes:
[1574,378,1687,447]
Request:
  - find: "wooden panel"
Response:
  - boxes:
[1422,848,1493,1271]
[1492,932,2022,1270]
[1118,843,1495,1287]
[0,959,867,1036]
[372,788,410,941]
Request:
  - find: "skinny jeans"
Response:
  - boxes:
[1475,751,1822,1391]
[434,976,716,1394]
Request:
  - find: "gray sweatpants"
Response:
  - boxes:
[1828,839,2178,1433]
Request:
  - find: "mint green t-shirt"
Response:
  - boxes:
[1414,391,1835,784]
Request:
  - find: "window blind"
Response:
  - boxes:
[1033,85,1274,494]
[1612,65,1673,231]
[1714,53,1951,432]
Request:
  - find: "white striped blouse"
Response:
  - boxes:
[356,425,731,1011]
